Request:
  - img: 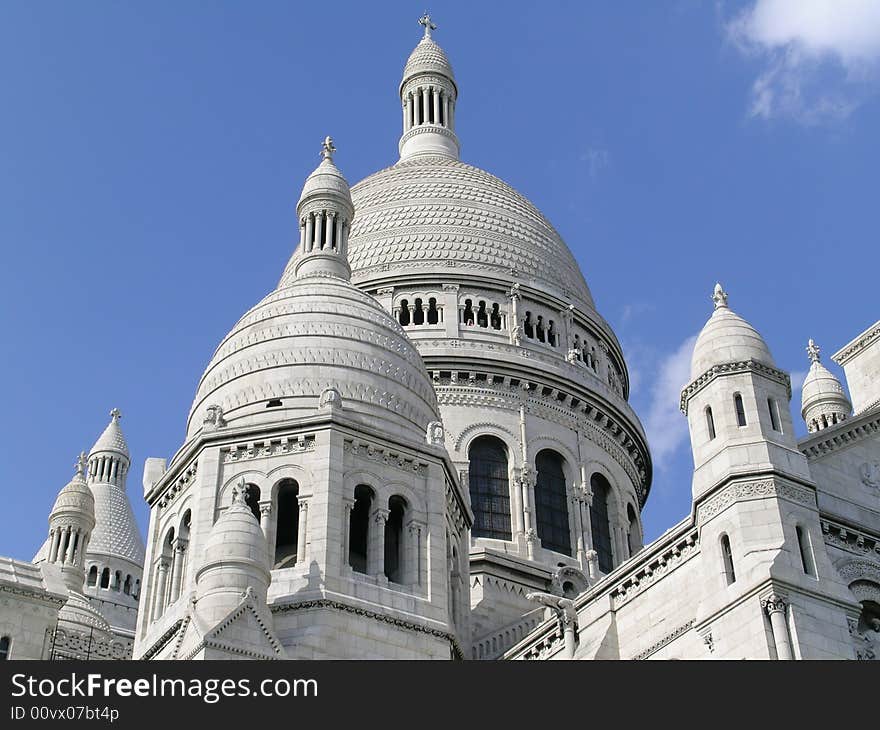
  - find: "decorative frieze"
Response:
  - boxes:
[632,620,696,660]
[697,478,816,524]
[821,520,880,558]
[681,359,791,414]
[157,462,198,510]
[222,435,316,464]
[343,439,428,476]
[800,413,880,461]
[610,530,699,610]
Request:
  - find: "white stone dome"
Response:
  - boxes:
[57,591,111,635]
[50,470,95,531]
[187,275,440,442]
[401,35,456,92]
[299,155,353,209]
[89,411,129,459]
[347,155,596,311]
[690,285,775,380]
[801,339,851,431]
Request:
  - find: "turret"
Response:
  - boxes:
[398,14,460,159]
[292,137,355,280]
[801,339,852,432]
[682,284,807,500]
[46,453,95,591]
[194,482,271,625]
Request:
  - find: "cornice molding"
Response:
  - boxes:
[681,359,791,414]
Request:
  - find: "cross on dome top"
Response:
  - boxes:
[320,136,336,161]
[712,283,729,310]
[109,407,122,422]
[419,13,436,39]
[807,339,821,363]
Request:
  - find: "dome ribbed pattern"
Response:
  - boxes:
[347,156,595,310]
[187,276,440,441]
[402,37,455,87]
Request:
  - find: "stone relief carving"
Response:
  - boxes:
[859,461,880,489]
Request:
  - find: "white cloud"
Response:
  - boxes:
[643,334,699,471]
[727,0,880,123]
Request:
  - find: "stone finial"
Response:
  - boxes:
[712,282,728,310]
[231,478,250,507]
[320,136,336,161]
[807,338,821,364]
[419,12,437,38]
[109,407,122,422]
[75,451,88,478]
[426,420,445,445]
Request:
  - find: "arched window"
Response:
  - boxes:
[413,298,425,325]
[490,303,502,330]
[87,565,98,587]
[476,301,488,327]
[399,299,410,326]
[768,398,781,432]
[114,571,122,591]
[100,567,110,589]
[274,479,300,568]
[796,525,815,576]
[536,316,546,342]
[427,297,439,324]
[385,496,407,583]
[721,534,736,585]
[626,504,640,557]
[734,393,747,427]
[589,473,614,573]
[523,312,534,338]
[244,484,261,522]
[706,406,716,440]
[0,636,9,660]
[547,321,556,347]
[462,299,474,326]
[123,575,132,595]
[468,436,512,540]
[349,485,373,574]
[535,450,571,556]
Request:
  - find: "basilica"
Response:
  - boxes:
[1,17,878,661]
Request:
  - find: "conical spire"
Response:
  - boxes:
[801,338,851,433]
[291,137,355,281]
[399,14,460,159]
[90,408,129,459]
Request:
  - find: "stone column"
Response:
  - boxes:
[443,95,450,128]
[314,211,324,251]
[49,529,60,563]
[259,501,272,545]
[152,559,169,621]
[342,497,354,572]
[403,97,410,131]
[169,540,186,604]
[508,284,521,346]
[414,89,422,125]
[61,527,73,564]
[762,593,793,660]
[406,522,422,585]
[422,86,430,124]
[585,549,599,581]
[296,499,309,566]
[304,213,314,252]
[432,88,440,124]
[371,508,389,579]
[442,284,459,338]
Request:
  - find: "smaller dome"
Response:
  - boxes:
[401,25,455,93]
[298,139,353,211]
[201,487,267,569]
[801,339,851,432]
[50,455,95,531]
[57,591,111,635]
[89,409,129,459]
[691,284,775,380]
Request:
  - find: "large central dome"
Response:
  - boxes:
[348,155,595,311]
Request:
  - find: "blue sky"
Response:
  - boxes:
[1,1,878,560]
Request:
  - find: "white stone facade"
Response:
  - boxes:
[1,17,877,662]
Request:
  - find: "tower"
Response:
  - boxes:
[682,284,858,659]
[82,409,145,638]
[801,339,852,433]
[346,17,652,655]
[134,140,471,660]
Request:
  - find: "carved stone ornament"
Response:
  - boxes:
[761,593,787,616]
[860,461,880,489]
[203,404,226,430]
[319,386,343,410]
[426,420,445,445]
